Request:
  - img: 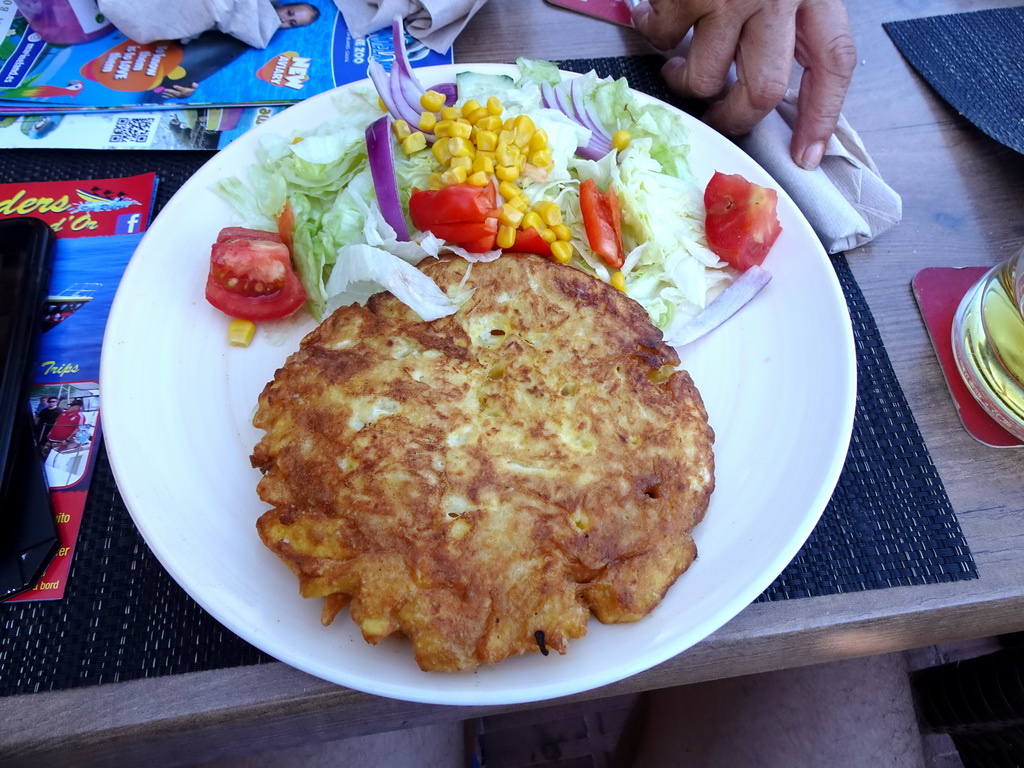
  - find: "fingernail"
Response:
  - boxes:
[799,142,824,170]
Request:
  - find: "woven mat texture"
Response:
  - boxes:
[884,7,1024,155]
[0,55,975,696]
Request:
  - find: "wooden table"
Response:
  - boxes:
[3,0,1023,764]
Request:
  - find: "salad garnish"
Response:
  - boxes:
[210,20,781,346]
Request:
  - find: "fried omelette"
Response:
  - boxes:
[251,253,715,672]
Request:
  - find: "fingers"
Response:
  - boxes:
[631,0,700,52]
[790,0,856,168]
[631,0,854,170]
[702,7,796,137]
[641,0,798,139]
[663,11,741,101]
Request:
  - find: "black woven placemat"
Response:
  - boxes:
[884,7,1024,155]
[0,56,976,697]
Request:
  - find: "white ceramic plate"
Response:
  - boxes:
[101,64,855,706]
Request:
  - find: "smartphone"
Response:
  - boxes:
[543,0,635,27]
[0,217,60,601]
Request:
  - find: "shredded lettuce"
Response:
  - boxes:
[216,66,729,333]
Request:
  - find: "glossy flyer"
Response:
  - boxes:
[0,0,451,112]
[1,173,157,601]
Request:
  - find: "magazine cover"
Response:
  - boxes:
[2,173,157,601]
[0,105,287,149]
[0,0,450,112]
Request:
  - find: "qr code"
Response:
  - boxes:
[109,117,156,144]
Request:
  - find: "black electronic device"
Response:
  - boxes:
[0,217,60,601]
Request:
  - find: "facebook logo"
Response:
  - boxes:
[116,213,142,234]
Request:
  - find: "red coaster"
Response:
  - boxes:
[912,267,1023,447]
[544,0,634,26]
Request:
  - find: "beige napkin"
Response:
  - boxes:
[97,0,282,48]
[336,0,489,53]
[736,90,903,254]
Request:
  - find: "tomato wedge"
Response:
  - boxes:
[276,199,296,252]
[409,183,497,225]
[216,226,283,244]
[511,226,552,258]
[703,171,782,271]
[409,183,499,252]
[421,218,498,244]
[579,178,625,269]
[205,228,306,322]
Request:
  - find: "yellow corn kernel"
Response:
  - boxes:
[418,111,437,132]
[445,121,471,140]
[498,128,516,146]
[551,240,574,264]
[420,89,446,112]
[539,227,557,244]
[502,117,516,131]
[476,115,503,132]
[440,105,461,121]
[533,201,561,227]
[508,194,530,212]
[440,166,468,185]
[498,203,525,228]
[227,318,256,347]
[529,148,553,168]
[553,224,572,241]
[377,97,387,112]
[447,136,474,157]
[610,271,627,291]
[431,138,452,165]
[460,98,481,115]
[513,114,536,134]
[472,155,495,174]
[512,116,535,149]
[486,96,503,115]
[449,155,473,171]
[391,119,411,140]
[475,129,498,152]
[612,129,632,152]
[497,224,517,249]
[521,211,544,232]
[428,172,444,190]
[498,180,522,203]
[529,129,549,152]
[465,106,490,124]
[517,154,527,172]
[434,120,453,138]
[495,141,518,167]
[467,170,490,187]
[476,149,496,164]
[290,136,304,144]
[495,164,520,182]
[401,131,427,155]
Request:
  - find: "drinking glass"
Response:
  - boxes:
[951,245,1024,441]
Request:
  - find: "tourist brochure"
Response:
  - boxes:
[0,0,451,113]
[0,105,287,150]
[2,173,157,601]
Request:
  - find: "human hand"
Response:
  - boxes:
[631,0,856,170]
[161,82,199,99]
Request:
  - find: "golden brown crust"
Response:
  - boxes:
[252,253,715,671]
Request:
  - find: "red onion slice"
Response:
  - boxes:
[663,265,772,347]
[541,80,612,159]
[391,18,428,113]
[434,82,457,106]
[368,60,419,126]
[365,115,410,241]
